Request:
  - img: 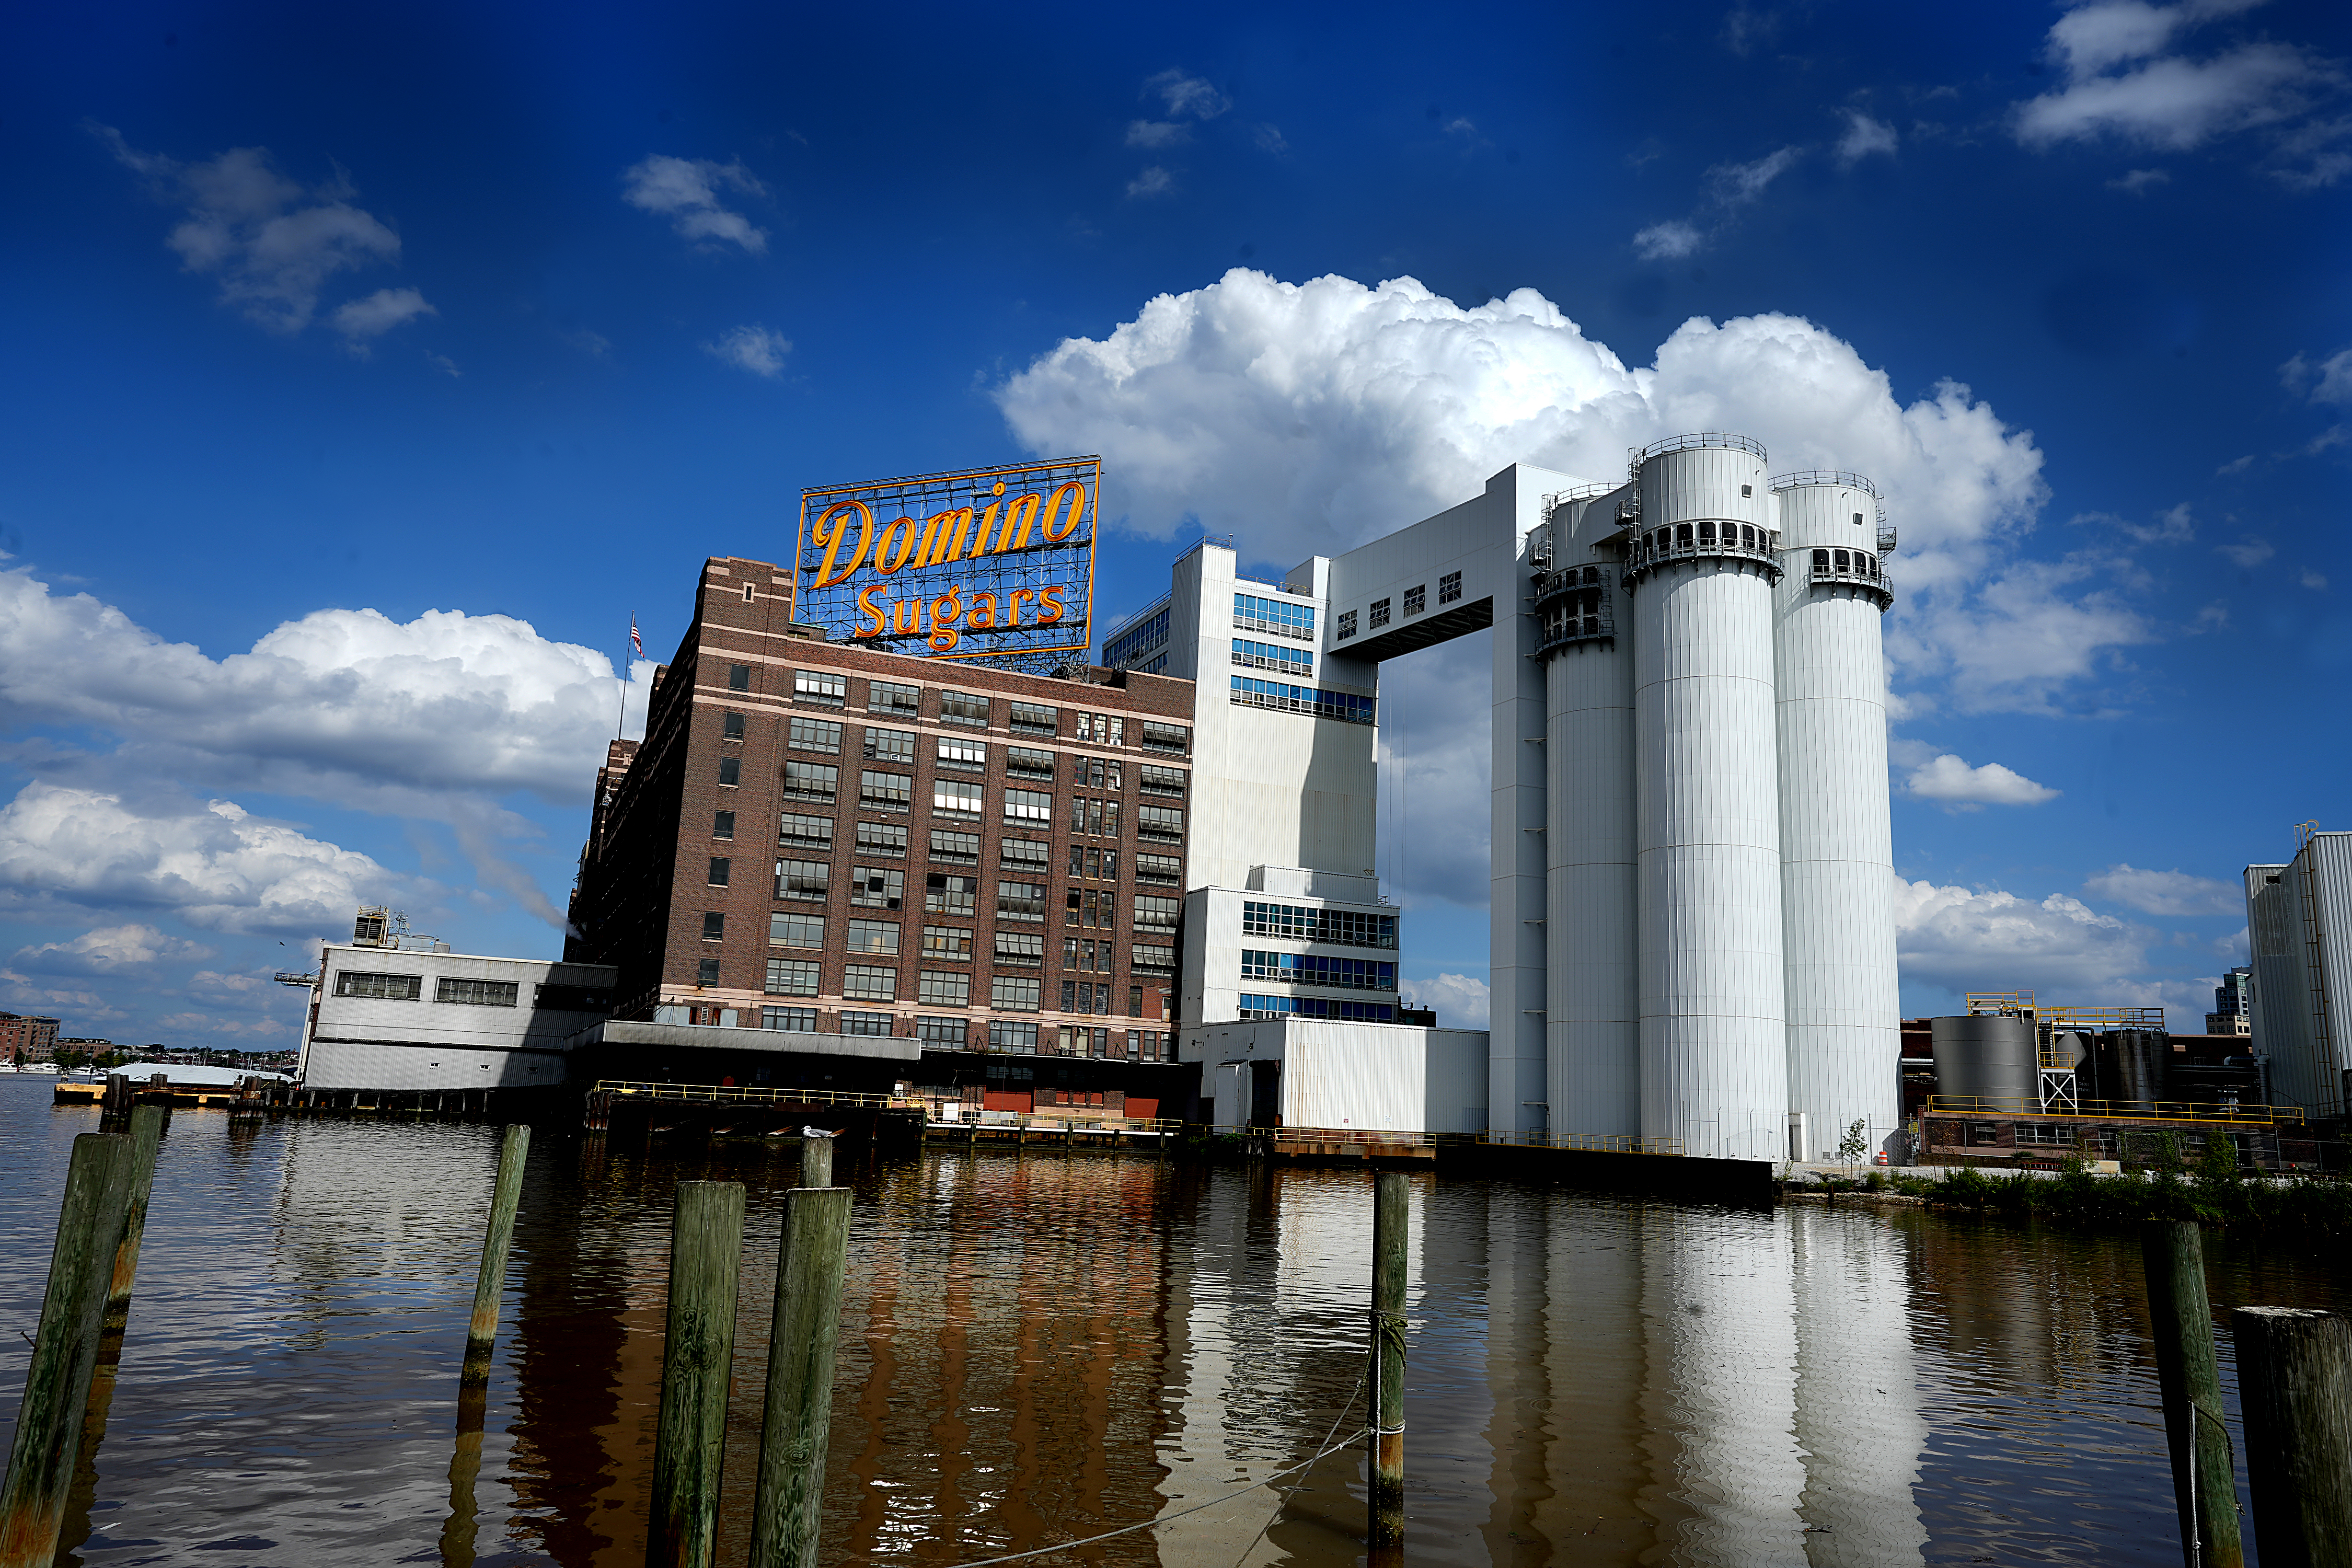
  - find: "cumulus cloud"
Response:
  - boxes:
[1634,221,1704,260]
[94,126,414,335]
[2083,863,2242,916]
[1903,753,2062,808]
[1402,972,1490,1030]
[1835,111,1898,166]
[1896,877,2147,994]
[1126,166,1175,199]
[12,923,212,974]
[705,324,792,377]
[621,155,769,253]
[332,285,435,348]
[2301,566,2329,590]
[2283,347,2352,404]
[1145,69,1229,121]
[0,783,416,936]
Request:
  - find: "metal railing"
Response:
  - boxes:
[1923,1094,2303,1127]
[597,1080,899,1109]
[1262,1125,1685,1156]
[1769,468,1880,498]
[1622,525,1783,589]
[1808,561,1895,604]
[1639,432,1767,462]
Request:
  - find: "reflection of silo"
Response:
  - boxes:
[1791,1206,1928,1566]
[1631,436,1788,1159]
[1930,1015,2036,1103]
[1770,476,1900,1160]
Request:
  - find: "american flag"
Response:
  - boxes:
[629,617,643,659]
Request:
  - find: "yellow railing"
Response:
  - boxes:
[1262,1125,1685,1157]
[1965,991,2166,1030]
[1923,1095,2301,1128]
[597,1080,898,1109]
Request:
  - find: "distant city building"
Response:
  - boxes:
[0,1013,61,1061]
[2244,834,2352,1116]
[2206,965,2253,1037]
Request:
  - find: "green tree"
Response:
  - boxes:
[1837,1116,1870,1176]
[2197,1130,2241,1186]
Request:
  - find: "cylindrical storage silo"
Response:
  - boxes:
[1544,493,1640,1142]
[1929,1015,2036,1103]
[1771,476,1901,1160]
[1630,435,1788,1159]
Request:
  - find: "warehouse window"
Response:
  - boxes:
[991,975,1043,1012]
[702,913,724,941]
[917,1016,967,1046]
[727,664,752,692]
[1009,701,1058,735]
[1000,838,1050,870]
[1134,854,1182,886]
[843,965,897,1002]
[840,1011,894,1036]
[1134,896,1180,930]
[939,690,989,727]
[781,763,837,802]
[764,959,820,997]
[856,822,908,859]
[1136,805,1183,841]
[777,813,833,851]
[723,712,745,741]
[1139,765,1186,797]
[864,728,916,764]
[924,925,974,961]
[849,867,904,909]
[937,735,986,773]
[935,780,984,818]
[846,919,900,956]
[989,1019,1039,1052]
[789,718,840,752]
[713,811,735,840]
[1005,788,1053,823]
[708,858,731,886]
[1005,746,1054,780]
[1140,721,1189,754]
[919,971,970,1006]
[794,670,845,707]
[769,913,824,948]
[997,881,1047,923]
[775,859,830,901]
[335,971,421,1001]
[1132,944,1174,974]
[869,680,920,717]
[697,959,721,986]
[718,757,741,787]
[860,770,913,812]
[762,1006,817,1031]
[929,829,979,864]
[995,930,1045,967]
[926,873,978,916]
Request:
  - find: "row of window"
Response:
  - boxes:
[770,816,1180,887]
[1233,591,1316,641]
[771,861,1180,927]
[1239,901,1400,950]
[1237,994,1398,1022]
[1238,950,1400,991]
[1809,547,1882,579]
[761,913,1172,974]
[771,764,1180,828]
[1332,572,1460,642]
[332,972,523,1007]
[1229,676,1378,725]
[742,1008,1172,1059]
[790,668,1053,729]
[1633,521,1775,559]
[1232,638,1313,678]
[1102,604,1171,668]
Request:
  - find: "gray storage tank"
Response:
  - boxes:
[1931,1015,2037,1104]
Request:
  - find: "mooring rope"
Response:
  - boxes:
[1228,1348,1371,1568]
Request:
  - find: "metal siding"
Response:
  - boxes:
[1547,621,1639,1139]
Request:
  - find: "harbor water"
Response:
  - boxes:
[1,1076,2342,1567]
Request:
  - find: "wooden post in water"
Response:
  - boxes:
[801,1134,833,1191]
[460,1125,531,1387]
[0,1132,136,1568]
[1368,1169,1408,1549]
[748,1185,852,1568]
[99,1104,165,1345]
[2232,1307,2352,1568]
[2141,1220,2242,1568]
[647,1182,746,1568]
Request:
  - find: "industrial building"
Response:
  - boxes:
[2245,828,2352,1120]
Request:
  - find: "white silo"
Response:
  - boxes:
[1771,475,1900,1159]
[1542,486,1641,1142]
[1628,435,1789,1159]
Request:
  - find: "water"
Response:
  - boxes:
[2,1077,2344,1567]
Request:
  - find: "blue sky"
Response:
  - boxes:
[0,0,2345,1047]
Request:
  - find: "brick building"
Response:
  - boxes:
[566,557,1196,1076]
[0,1012,62,1062]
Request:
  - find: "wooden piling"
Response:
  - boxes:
[2232,1307,2352,1568]
[1368,1169,1408,1549]
[0,1132,136,1568]
[648,1182,746,1568]
[2141,1220,2242,1568]
[459,1124,531,1387]
[99,1104,165,1343]
[748,1185,852,1568]
[801,1135,833,1191]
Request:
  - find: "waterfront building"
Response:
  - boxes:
[2244,830,2352,1119]
[0,1012,62,1062]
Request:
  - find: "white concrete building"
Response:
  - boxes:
[1109,433,1903,1159]
[297,941,619,1092]
[2245,831,2352,1117]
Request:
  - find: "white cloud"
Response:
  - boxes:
[1634,147,1803,260]
[1634,221,1704,259]
[1712,145,1802,203]
[2079,500,2193,544]
[2283,347,2352,404]
[1145,69,1229,121]
[2216,536,2275,567]
[1126,120,1189,148]
[332,285,436,346]
[12,923,212,974]
[1896,876,2148,994]
[620,155,768,253]
[2108,166,2172,191]
[704,324,792,377]
[0,783,416,936]
[2216,453,2255,474]
[2083,863,2242,915]
[1902,753,2062,808]
[424,351,462,377]
[2301,566,2328,590]
[95,127,408,335]
[1835,111,1899,166]
[1402,972,1490,1030]
[1254,124,1290,155]
[1126,166,1175,199]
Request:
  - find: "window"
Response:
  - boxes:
[1228,677,1377,725]
[1139,765,1186,797]
[840,1011,894,1036]
[869,680,919,717]
[1970,1123,2000,1146]
[937,735,986,773]
[743,581,757,603]
[702,912,725,941]
[335,971,420,1000]
[1439,571,1462,604]
[713,811,736,840]
[775,859,831,901]
[846,919,900,955]
[1232,638,1313,678]
[1005,746,1055,780]
[1005,788,1053,823]
[863,728,916,764]
[1231,593,1316,641]
[765,959,820,996]
[763,1006,817,1031]
[1075,713,1125,745]
[769,912,824,949]
[1239,950,1398,991]
[1135,854,1182,886]
[1240,902,1399,949]
[917,1016,967,1046]
[934,780,983,818]
[995,930,1045,967]
[1103,604,1171,668]
[1404,584,1425,615]
[1136,805,1183,841]
[925,873,978,916]
[939,690,989,727]
[989,1019,1039,1052]
[778,813,833,851]
[2016,1123,2072,1147]
[1336,609,1357,640]
[782,762,838,802]
[1141,721,1190,754]
[1009,701,1058,735]
[708,857,731,886]
[1132,943,1175,974]
[719,757,742,787]
[919,971,970,1006]
[697,959,721,986]
[789,717,840,752]
[929,829,979,864]
[728,664,752,692]
[856,821,908,859]
[924,925,974,961]
[795,670,845,707]
[1812,548,1830,570]
[1129,986,1143,1018]
[991,975,1043,1012]
[844,965,897,1002]
[1369,597,1390,629]
[1134,896,1180,930]
[1237,994,1395,1022]
[849,867,905,909]
[860,770,913,812]
[723,712,746,741]
[1000,837,1051,870]
[998,880,1047,923]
